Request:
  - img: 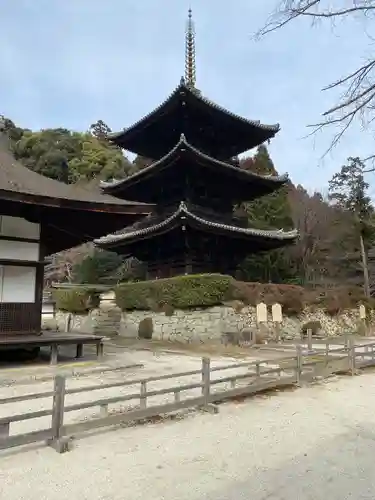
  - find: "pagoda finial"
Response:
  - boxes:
[185,7,196,88]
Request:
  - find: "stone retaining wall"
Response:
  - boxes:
[45,292,373,341]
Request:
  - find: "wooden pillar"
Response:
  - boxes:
[96,342,104,360]
[50,344,58,365]
[76,343,83,358]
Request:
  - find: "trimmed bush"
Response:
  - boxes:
[52,287,100,314]
[55,275,375,317]
[115,274,375,315]
[115,274,233,311]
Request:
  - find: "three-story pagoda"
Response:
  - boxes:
[95,10,297,278]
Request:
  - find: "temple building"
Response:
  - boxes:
[95,9,297,279]
[0,126,148,338]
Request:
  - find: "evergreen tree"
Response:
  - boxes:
[328,157,374,297]
[72,249,124,285]
[89,120,112,140]
[237,145,296,283]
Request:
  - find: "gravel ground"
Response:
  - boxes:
[0,350,267,436]
[1,371,375,499]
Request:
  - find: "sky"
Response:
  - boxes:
[0,0,374,193]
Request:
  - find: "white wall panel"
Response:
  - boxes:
[0,215,40,240]
[0,240,39,261]
[1,266,36,303]
[0,265,3,302]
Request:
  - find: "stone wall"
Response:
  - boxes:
[46,295,374,341]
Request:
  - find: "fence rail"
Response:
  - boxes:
[0,337,374,454]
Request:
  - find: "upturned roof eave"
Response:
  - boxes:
[100,134,288,195]
[94,201,298,247]
[107,79,280,147]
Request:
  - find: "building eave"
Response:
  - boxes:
[107,79,280,149]
[94,201,298,246]
[100,134,288,194]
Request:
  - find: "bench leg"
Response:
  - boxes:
[76,343,83,359]
[96,342,104,360]
[50,344,58,365]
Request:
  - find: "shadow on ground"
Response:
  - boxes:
[0,344,98,369]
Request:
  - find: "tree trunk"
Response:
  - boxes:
[359,231,370,298]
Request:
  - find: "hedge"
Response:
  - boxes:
[115,274,375,316]
[115,274,233,311]
[52,287,101,314]
[52,275,375,316]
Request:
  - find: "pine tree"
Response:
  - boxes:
[328,157,374,297]
[89,120,112,140]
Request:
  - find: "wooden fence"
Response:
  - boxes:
[0,337,374,454]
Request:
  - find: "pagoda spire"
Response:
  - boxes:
[185,7,196,88]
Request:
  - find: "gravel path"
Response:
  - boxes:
[1,371,375,500]
[0,350,271,436]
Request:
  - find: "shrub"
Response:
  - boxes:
[138,317,153,339]
[114,273,375,316]
[52,287,100,314]
[230,281,305,316]
[115,274,233,311]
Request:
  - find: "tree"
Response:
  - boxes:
[328,156,374,296]
[44,246,90,285]
[2,117,136,184]
[68,133,134,182]
[12,128,82,182]
[237,145,297,283]
[89,120,112,140]
[287,186,348,286]
[257,1,375,158]
[72,249,124,285]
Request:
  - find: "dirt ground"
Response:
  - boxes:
[1,370,375,499]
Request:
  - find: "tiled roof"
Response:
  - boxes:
[95,201,298,245]
[0,133,149,209]
[100,134,288,192]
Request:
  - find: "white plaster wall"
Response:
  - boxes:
[1,266,36,302]
[0,216,40,240]
[0,240,39,261]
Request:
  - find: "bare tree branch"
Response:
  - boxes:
[256,1,375,156]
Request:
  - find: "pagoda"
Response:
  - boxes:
[95,9,297,279]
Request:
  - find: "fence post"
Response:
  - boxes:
[140,381,147,410]
[0,421,9,439]
[348,336,356,376]
[307,329,312,352]
[200,357,218,414]
[48,375,69,453]
[202,357,210,404]
[344,332,349,348]
[296,344,302,385]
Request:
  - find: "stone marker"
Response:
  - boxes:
[359,304,366,320]
[256,302,268,323]
[272,303,282,323]
[272,303,282,343]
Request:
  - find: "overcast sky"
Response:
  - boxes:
[1,0,373,192]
